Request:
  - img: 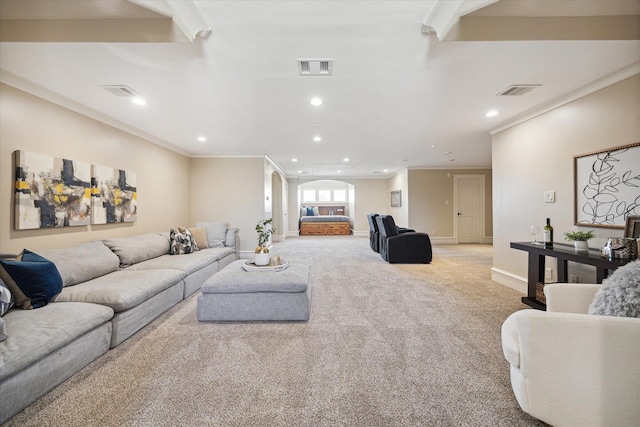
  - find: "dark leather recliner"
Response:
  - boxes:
[376,215,432,263]
[368,213,415,253]
[367,213,381,252]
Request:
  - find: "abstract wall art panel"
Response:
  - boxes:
[14,150,91,230]
[574,142,640,228]
[91,165,137,224]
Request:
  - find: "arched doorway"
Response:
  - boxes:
[271,171,286,241]
[297,180,355,233]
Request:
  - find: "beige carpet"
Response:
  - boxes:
[4,237,545,427]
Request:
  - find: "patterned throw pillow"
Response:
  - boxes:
[0,250,63,309]
[0,278,13,316]
[170,228,199,255]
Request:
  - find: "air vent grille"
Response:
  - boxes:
[101,85,140,97]
[497,84,541,96]
[297,59,333,76]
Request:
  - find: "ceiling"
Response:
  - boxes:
[1,0,639,178]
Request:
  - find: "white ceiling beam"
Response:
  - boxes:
[422,0,499,41]
[127,0,211,41]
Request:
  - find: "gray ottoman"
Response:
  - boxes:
[197,259,311,321]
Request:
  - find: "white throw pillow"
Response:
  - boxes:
[197,222,227,248]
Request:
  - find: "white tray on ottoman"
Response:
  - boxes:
[197,259,311,322]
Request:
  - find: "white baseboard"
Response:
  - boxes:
[431,237,457,244]
[491,267,527,294]
[352,230,367,237]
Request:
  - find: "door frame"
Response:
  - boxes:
[453,174,485,244]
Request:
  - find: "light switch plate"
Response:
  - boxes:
[544,191,555,203]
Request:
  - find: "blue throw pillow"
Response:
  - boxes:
[0,250,63,309]
[306,206,315,216]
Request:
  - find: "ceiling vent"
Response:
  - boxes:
[297,59,333,76]
[101,85,140,97]
[497,84,541,96]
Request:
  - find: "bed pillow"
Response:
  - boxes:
[306,206,315,216]
[0,278,13,315]
[0,250,63,309]
[313,206,319,215]
[170,228,198,255]
[588,260,640,317]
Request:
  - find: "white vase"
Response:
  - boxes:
[254,246,270,266]
[574,240,589,252]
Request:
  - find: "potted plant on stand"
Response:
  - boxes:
[563,230,595,252]
[254,218,275,266]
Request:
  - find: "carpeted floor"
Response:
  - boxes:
[4,237,546,427]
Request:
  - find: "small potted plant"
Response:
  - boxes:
[254,218,275,265]
[563,230,595,252]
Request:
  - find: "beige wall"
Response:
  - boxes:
[408,169,493,241]
[492,74,640,289]
[189,157,265,253]
[0,84,190,254]
[387,170,409,227]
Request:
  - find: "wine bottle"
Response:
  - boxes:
[543,218,554,248]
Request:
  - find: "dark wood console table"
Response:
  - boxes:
[510,242,634,310]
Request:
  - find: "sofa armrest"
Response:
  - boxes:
[544,283,600,313]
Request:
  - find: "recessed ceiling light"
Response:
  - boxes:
[485,110,498,117]
[430,144,437,148]
[310,97,323,106]
[297,170,302,173]
[444,151,452,155]
[337,170,341,173]
[343,158,349,162]
[383,169,388,172]
[313,136,322,142]
[292,158,298,162]
[131,97,146,106]
[197,136,207,142]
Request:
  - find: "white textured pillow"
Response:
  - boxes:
[0,278,13,316]
[197,222,227,248]
[588,260,640,317]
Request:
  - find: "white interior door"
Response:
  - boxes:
[455,175,485,243]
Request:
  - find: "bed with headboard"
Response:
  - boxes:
[299,205,351,235]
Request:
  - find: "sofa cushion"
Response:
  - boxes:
[170,228,198,255]
[197,222,227,248]
[126,253,218,275]
[0,250,63,310]
[190,227,209,249]
[0,302,114,382]
[103,233,170,267]
[588,260,640,317]
[52,269,185,312]
[0,279,13,316]
[38,241,120,287]
[198,246,236,261]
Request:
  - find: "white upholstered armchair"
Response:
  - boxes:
[501,283,640,427]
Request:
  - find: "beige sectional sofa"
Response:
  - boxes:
[0,226,238,424]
